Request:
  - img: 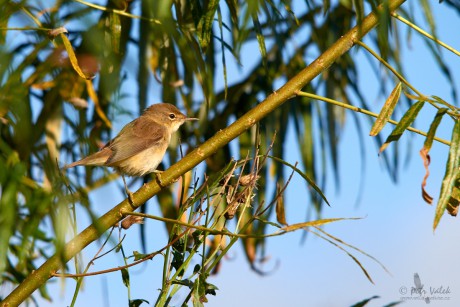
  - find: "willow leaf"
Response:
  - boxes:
[426,40,458,100]
[197,0,219,52]
[251,13,267,67]
[309,228,374,284]
[379,100,425,153]
[431,95,455,111]
[424,108,449,151]
[420,108,449,204]
[121,268,130,288]
[419,0,436,38]
[282,217,361,232]
[275,183,287,225]
[109,13,121,54]
[217,6,228,100]
[224,0,237,26]
[434,119,460,230]
[350,296,380,307]
[352,0,365,25]
[59,32,92,80]
[322,0,330,14]
[370,82,402,136]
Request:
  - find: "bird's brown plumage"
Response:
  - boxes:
[62,103,197,177]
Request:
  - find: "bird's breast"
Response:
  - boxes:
[116,145,168,177]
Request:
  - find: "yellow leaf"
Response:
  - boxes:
[370,82,402,136]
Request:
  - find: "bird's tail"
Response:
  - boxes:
[61,148,112,170]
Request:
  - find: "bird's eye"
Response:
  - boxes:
[169,113,176,119]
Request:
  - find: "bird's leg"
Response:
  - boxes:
[122,175,134,205]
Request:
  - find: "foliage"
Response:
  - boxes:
[0,0,459,305]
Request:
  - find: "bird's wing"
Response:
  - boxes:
[104,118,166,166]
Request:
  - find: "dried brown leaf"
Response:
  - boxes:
[275,183,287,225]
[121,215,144,229]
[420,148,433,204]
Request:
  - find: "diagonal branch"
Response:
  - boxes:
[1,0,406,305]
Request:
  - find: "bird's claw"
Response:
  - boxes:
[121,175,135,206]
[127,191,134,205]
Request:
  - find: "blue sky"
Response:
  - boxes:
[27,1,460,306]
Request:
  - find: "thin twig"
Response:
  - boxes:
[52,229,186,278]
[355,40,458,117]
[296,91,450,146]
[392,13,460,57]
[73,0,161,24]
[256,162,297,217]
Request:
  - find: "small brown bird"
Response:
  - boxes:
[62,103,198,201]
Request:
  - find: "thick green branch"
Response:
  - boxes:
[1,0,406,305]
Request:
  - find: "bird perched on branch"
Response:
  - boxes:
[62,103,198,203]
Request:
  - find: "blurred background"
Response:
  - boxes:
[1,0,460,306]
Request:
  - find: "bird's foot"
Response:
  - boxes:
[127,190,135,206]
[121,175,135,206]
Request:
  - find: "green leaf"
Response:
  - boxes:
[375,0,391,60]
[129,299,149,307]
[310,227,375,284]
[254,217,282,229]
[370,82,402,136]
[58,31,92,80]
[282,217,361,232]
[190,273,216,306]
[192,276,206,307]
[216,6,228,100]
[283,4,300,26]
[121,268,130,288]
[323,0,331,14]
[420,108,448,204]
[379,100,425,153]
[275,183,287,225]
[425,42,458,100]
[350,295,380,307]
[251,13,267,67]
[419,0,436,38]
[171,279,193,288]
[193,264,201,274]
[224,0,238,26]
[132,251,149,261]
[0,155,21,274]
[205,282,218,295]
[109,13,121,54]
[171,249,185,277]
[423,108,449,151]
[197,0,219,52]
[352,0,365,25]
[431,95,455,110]
[434,119,460,230]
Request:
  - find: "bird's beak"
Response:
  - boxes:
[185,117,199,121]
